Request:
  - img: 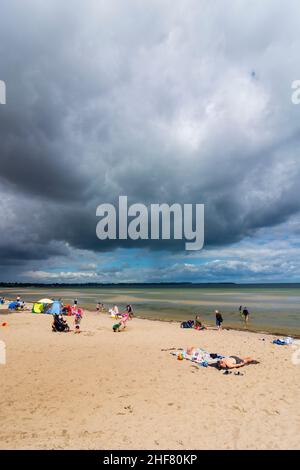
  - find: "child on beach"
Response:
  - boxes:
[74,308,83,334]
[215,310,223,330]
[112,313,130,332]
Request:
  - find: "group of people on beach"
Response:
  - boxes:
[109,304,134,332]
[180,307,258,371]
[51,299,134,334]
[191,305,250,332]
[51,298,83,333]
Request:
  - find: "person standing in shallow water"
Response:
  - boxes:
[215,310,223,330]
[242,307,250,325]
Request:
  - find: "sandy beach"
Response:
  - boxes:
[0,306,299,450]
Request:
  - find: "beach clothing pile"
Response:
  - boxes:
[272,337,294,345]
[8,301,21,311]
[180,320,195,328]
[171,348,224,367]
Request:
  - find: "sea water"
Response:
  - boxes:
[1,284,300,336]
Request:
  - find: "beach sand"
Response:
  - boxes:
[0,307,299,450]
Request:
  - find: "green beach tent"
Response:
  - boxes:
[32,302,44,313]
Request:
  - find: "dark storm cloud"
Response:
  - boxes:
[1,0,300,270]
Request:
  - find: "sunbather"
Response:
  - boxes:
[217,356,258,369]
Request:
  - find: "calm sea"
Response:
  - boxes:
[1,284,300,336]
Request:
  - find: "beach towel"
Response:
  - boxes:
[170,348,222,366]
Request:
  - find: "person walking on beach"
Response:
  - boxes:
[242,307,249,324]
[239,305,243,317]
[215,310,223,330]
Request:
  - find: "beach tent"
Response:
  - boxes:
[32,300,61,314]
[32,302,45,313]
[47,300,62,315]
[38,298,53,304]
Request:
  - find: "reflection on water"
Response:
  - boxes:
[1,285,300,336]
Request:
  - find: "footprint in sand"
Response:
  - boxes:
[263,409,280,416]
[124,405,133,414]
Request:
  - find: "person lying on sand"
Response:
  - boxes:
[217,356,259,369]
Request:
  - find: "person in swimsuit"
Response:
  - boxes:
[217,356,256,369]
[113,313,130,332]
[74,308,82,333]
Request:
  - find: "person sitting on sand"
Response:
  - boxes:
[217,356,258,369]
[194,315,207,330]
[52,314,70,332]
[59,313,69,327]
[109,305,120,318]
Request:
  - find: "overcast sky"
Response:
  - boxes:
[1,0,300,283]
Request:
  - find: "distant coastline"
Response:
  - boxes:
[2,282,300,288]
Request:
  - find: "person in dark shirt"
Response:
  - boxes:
[242,307,249,324]
[126,304,134,318]
[215,310,223,330]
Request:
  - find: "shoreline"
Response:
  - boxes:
[1,298,299,339]
[135,314,300,339]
